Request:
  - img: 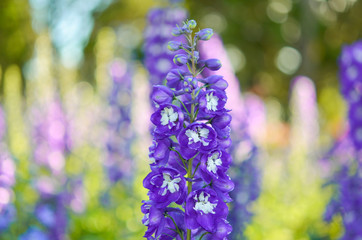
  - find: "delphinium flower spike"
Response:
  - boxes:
[142,20,234,240]
[199,33,261,239]
[0,106,16,232]
[324,41,362,239]
[103,60,134,183]
[144,7,187,87]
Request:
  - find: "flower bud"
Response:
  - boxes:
[173,54,188,66]
[196,28,213,41]
[205,58,222,71]
[151,85,174,106]
[187,20,197,29]
[167,41,182,51]
[204,75,228,90]
[172,26,186,36]
[212,113,232,129]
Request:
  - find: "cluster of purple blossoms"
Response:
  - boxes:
[339,40,362,151]
[324,41,362,239]
[143,7,187,86]
[324,166,362,239]
[0,106,16,232]
[104,60,134,183]
[142,20,233,240]
[226,133,260,240]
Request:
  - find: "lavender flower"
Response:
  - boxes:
[144,7,187,86]
[142,20,233,240]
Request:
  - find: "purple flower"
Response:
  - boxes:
[144,7,187,86]
[151,85,174,107]
[168,41,183,51]
[178,123,217,158]
[185,188,228,233]
[205,218,232,240]
[151,104,184,136]
[196,28,213,41]
[143,167,187,208]
[173,54,188,66]
[204,59,222,71]
[143,19,233,239]
[200,150,231,182]
[199,89,227,117]
[142,201,185,239]
[166,69,189,89]
[149,138,172,168]
[203,75,228,91]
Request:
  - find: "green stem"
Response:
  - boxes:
[199,232,209,240]
[186,156,193,240]
[187,26,198,240]
[166,213,184,240]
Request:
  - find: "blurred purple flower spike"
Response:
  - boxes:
[144,7,187,86]
[324,40,362,239]
[199,33,261,238]
[104,59,134,183]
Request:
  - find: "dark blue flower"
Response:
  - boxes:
[178,123,217,158]
[143,167,187,208]
[151,104,184,136]
[185,188,228,233]
[199,89,227,117]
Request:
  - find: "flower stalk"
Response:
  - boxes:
[143,19,233,240]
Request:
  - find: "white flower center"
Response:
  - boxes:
[193,191,217,215]
[160,107,178,128]
[160,173,181,196]
[206,92,219,111]
[207,152,222,174]
[185,127,210,146]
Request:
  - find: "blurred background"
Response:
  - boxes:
[0,0,362,239]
